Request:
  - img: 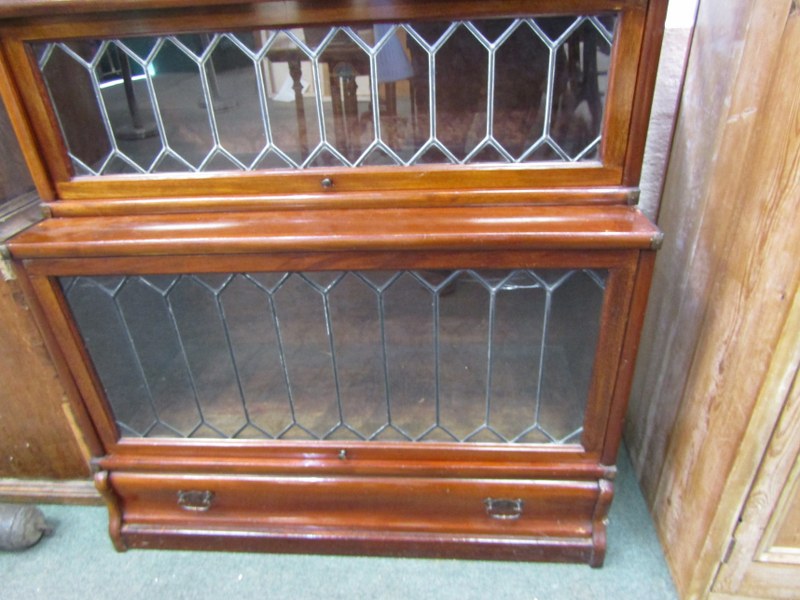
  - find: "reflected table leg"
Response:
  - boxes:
[288,58,308,157]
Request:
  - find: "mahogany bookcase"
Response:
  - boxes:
[0,0,666,566]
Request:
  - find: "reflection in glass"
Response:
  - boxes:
[33,14,616,175]
[62,269,605,444]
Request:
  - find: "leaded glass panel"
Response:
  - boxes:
[61,269,606,444]
[32,14,616,175]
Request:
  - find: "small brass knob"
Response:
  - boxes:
[321,177,333,189]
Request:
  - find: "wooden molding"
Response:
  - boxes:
[0,477,101,504]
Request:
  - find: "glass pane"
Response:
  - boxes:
[31,12,617,176]
[115,277,201,436]
[151,38,214,169]
[328,274,388,439]
[221,275,293,437]
[0,95,34,203]
[62,269,606,444]
[65,277,160,436]
[263,31,322,166]
[167,276,251,437]
[384,272,437,440]
[319,29,373,164]
[438,272,490,440]
[548,18,614,160]
[206,35,267,168]
[538,270,605,442]
[489,271,545,440]
[95,43,162,172]
[271,274,340,438]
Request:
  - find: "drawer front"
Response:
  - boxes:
[111,472,599,540]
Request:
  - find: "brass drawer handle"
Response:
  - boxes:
[484,498,524,520]
[177,490,215,512]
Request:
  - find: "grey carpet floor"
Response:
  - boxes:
[0,446,676,599]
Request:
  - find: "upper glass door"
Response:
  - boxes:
[33,15,616,176]
[0,0,658,202]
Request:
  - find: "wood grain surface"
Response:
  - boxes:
[8,206,661,260]
[0,275,89,478]
[626,0,800,595]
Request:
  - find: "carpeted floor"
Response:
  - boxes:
[0,445,676,600]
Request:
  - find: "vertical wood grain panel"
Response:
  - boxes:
[626,0,775,500]
[625,0,800,596]
[0,275,90,478]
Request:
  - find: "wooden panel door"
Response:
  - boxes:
[711,291,800,598]
[710,255,800,598]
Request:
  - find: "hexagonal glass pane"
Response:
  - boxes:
[438,272,491,440]
[319,30,373,163]
[167,276,248,437]
[384,272,437,440]
[39,44,112,173]
[272,274,340,438]
[263,32,322,165]
[434,25,488,161]
[489,271,546,440]
[205,36,266,167]
[538,270,606,441]
[94,43,162,171]
[151,39,214,168]
[493,23,549,158]
[116,277,202,436]
[329,274,387,439]
[379,27,426,163]
[549,18,614,160]
[220,275,293,437]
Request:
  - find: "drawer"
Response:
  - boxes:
[107,472,606,562]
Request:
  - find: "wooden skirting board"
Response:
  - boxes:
[0,478,101,505]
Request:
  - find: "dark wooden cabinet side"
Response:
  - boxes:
[0,99,91,491]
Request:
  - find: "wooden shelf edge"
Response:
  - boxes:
[8,206,661,260]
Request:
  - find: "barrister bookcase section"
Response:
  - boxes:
[0,0,666,566]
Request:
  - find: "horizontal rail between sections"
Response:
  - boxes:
[8,206,660,259]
